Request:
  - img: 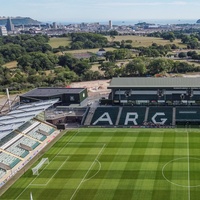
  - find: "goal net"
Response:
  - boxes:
[32,158,49,175]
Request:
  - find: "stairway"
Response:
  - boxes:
[84,107,97,125]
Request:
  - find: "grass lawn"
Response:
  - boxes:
[106,35,186,48]
[3,61,18,69]
[48,37,71,48]
[1,128,200,200]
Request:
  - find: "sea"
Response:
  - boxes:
[111,19,197,25]
[58,19,198,26]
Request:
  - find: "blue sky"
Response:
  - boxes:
[1,0,200,22]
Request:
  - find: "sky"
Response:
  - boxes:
[1,0,200,23]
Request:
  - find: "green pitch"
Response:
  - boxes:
[1,128,200,200]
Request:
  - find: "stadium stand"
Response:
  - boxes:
[0,99,59,183]
[90,107,119,126]
[0,168,6,179]
[0,99,58,140]
[85,106,175,127]
[176,107,200,123]
[0,132,18,147]
[0,152,21,169]
[6,141,29,158]
[147,107,173,125]
[118,106,146,126]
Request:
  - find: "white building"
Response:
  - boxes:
[0,26,8,36]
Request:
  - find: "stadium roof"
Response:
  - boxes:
[108,77,200,88]
[0,99,58,140]
[21,87,86,97]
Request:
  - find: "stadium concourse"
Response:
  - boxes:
[0,99,60,187]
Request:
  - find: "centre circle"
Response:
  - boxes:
[162,157,200,188]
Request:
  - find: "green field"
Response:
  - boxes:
[1,128,200,200]
[48,37,71,48]
[106,35,186,48]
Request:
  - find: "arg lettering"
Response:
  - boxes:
[124,112,138,125]
[93,112,113,125]
[151,112,167,125]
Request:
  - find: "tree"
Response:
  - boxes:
[82,70,102,81]
[125,58,146,76]
[147,59,173,75]
[178,52,187,58]
[89,55,98,63]
[74,61,92,76]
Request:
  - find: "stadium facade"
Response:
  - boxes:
[108,77,200,106]
[83,77,200,127]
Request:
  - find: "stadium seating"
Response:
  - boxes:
[91,107,119,125]
[0,132,18,147]
[176,107,200,122]
[17,119,54,139]
[0,168,6,179]
[17,120,37,133]
[38,123,55,135]
[18,137,40,150]
[147,107,173,125]
[0,152,21,169]
[118,107,146,126]
[6,143,29,158]
[27,129,46,141]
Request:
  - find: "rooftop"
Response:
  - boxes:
[108,77,200,88]
[21,87,86,97]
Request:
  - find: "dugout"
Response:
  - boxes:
[108,77,200,106]
[20,87,88,106]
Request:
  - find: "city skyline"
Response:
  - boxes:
[1,0,200,23]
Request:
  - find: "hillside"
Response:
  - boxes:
[0,17,41,25]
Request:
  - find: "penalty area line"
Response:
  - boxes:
[30,156,70,186]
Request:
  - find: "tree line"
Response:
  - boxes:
[1,32,200,93]
[99,57,199,78]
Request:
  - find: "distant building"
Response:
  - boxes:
[109,20,112,29]
[0,26,8,36]
[97,48,106,56]
[52,22,57,29]
[5,17,14,31]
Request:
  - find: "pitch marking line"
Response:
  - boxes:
[53,129,80,158]
[82,159,101,183]
[186,129,190,200]
[70,143,106,200]
[15,129,80,200]
[162,157,200,188]
[30,157,70,186]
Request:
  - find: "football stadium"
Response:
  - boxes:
[1,77,200,200]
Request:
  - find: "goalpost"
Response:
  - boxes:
[32,158,49,175]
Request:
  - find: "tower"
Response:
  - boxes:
[52,22,57,29]
[109,20,112,29]
[5,17,14,31]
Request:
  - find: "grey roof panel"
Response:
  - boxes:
[108,77,200,88]
[21,87,85,97]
